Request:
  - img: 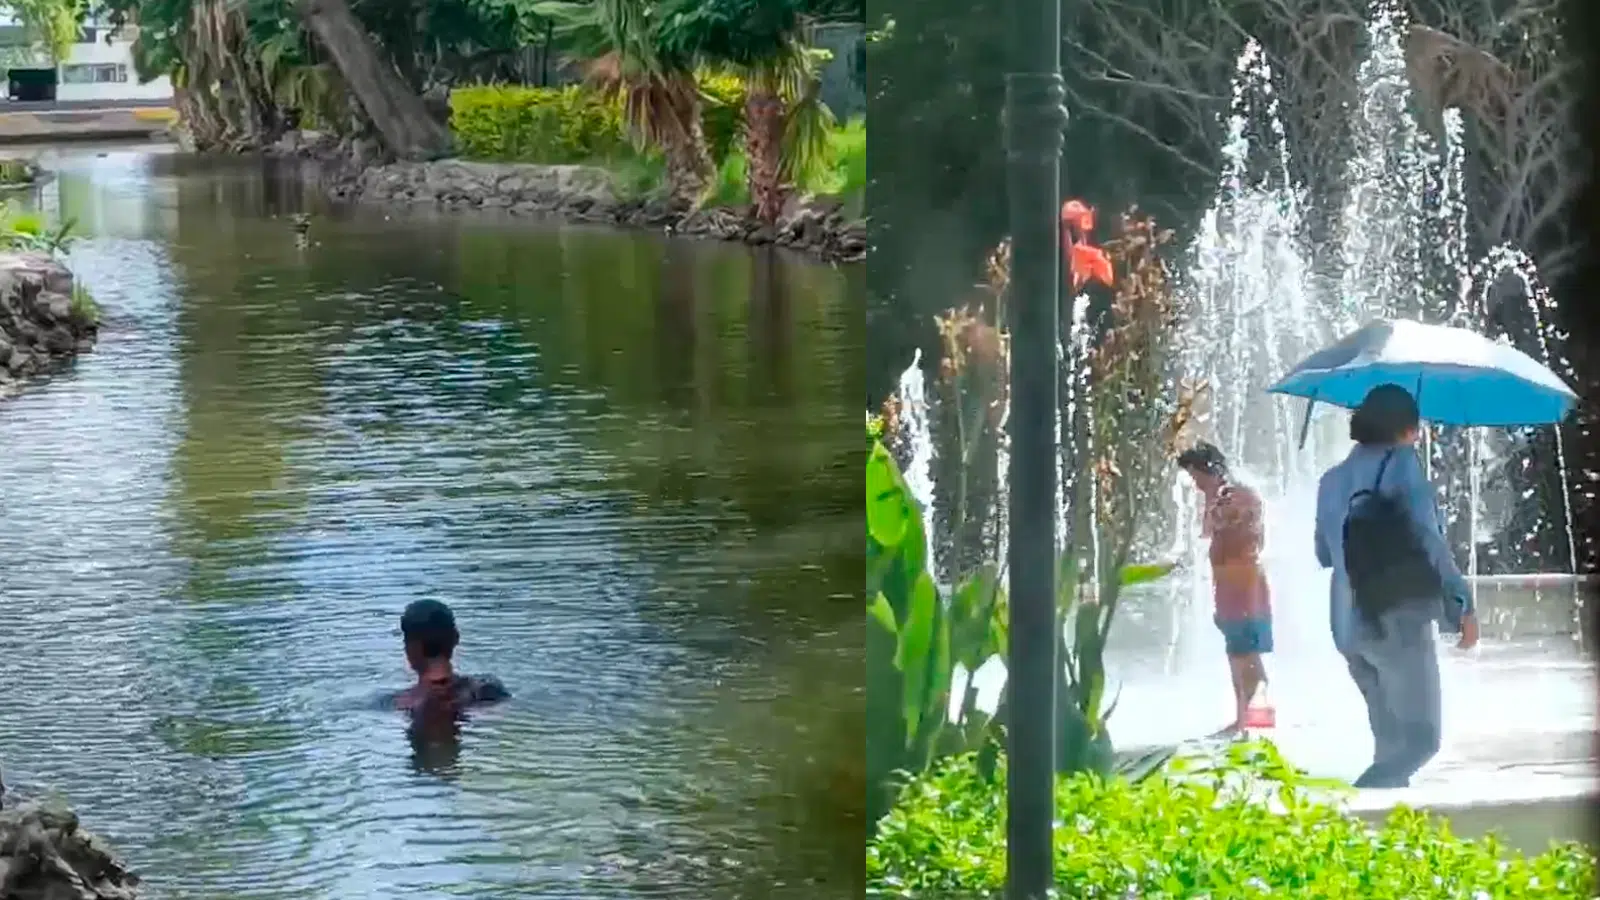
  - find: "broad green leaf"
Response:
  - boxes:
[897,571,940,744]
[866,441,915,549]
[1071,598,1099,681]
[947,564,1001,670]
[918,595,953,769]
[866,538,894,599]
[914,615,956,769]
[1118,561,1177,586]
[1083,663,1107,734]
[867,591,898,639]
[984,589,1009,660]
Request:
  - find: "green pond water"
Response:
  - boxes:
[0,146,862,899]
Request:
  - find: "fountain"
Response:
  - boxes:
[1153,5,1589,795]
[887,1,1592,840]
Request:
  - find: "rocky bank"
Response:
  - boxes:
[0,803,140,899]
[0,253,97,396]
[273,131,865,263]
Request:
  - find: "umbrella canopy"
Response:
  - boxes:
[1269,319,1577,427]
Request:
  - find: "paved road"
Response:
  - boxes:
[0,97,174,112]
[0,104,173,145]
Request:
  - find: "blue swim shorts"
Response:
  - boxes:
[1215,615,1273,656]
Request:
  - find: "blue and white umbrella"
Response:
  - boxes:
[1269,319,1577,445]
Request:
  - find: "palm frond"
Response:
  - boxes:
[776,43,834,186]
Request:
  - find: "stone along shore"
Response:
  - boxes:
[271,131,866,263]
[0,252,97,395]
[0,804,141,899]
[347,160,866,263]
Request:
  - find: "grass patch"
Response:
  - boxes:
[0,158,33,187]
[0,202,75,253]
[869,740,1596,899]
[606,153,670,202]
[707,117,866,210]
[709,150,750,206]
[70,283,98,322]
[810,116,866,199]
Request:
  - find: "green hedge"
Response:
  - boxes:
[869,743,1596,899]
[449,85,629,163]
[450,79,748,166]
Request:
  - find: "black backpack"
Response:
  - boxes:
[1342,450,1444,631]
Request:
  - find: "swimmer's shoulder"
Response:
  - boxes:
[465,674,510,705]
[374,688,412,711]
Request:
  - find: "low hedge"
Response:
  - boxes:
[449,84,629,163]
[868,744,1596,899]
[450,78,748,166]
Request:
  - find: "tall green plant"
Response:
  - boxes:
[1051,210,1197,775]
[1047,555,1176,775]
[865,421,1179,831]
[866,435,1007,829]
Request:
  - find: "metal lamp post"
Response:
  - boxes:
[1002,0,1065,894]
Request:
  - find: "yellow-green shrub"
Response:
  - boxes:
[709,117,867,207]
[451,80,749,168]
[449,85,629,164]
[698,72,747,164]
[815,117,865,198]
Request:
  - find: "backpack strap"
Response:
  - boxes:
[1371,449,1396,493]
[1347,448,1398,512]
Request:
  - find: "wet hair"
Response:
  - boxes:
[401,599,459,660]
[1349,383,1420,445]
[1176,441,1228,478]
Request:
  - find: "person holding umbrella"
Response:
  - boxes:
[1312,384,1477,788]
[1277,318,1577,788]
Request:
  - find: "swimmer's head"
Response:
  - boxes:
[401,599,459,682]
[1177,441,1229,493]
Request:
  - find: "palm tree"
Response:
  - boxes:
[658,0,833,225]
[110,0,355,151]
[536,0,715,205]
[297,0,453,160]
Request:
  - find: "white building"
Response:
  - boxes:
[0,15,173,104]
[55,22,172,103]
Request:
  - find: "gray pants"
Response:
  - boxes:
[1343,606,1442,788]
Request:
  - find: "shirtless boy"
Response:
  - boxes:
[391,599,510,714]
[1177,442,1273,733]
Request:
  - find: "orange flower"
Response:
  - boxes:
[1060,198,1113,292]
[1071,244,1114,292]
[1061,199,1095,235]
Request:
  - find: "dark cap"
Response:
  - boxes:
[401,599,459,659]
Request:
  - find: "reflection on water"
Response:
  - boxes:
[0,147,863,900]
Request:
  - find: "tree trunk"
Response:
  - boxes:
[743,88,787,225]
[297,0,451,161]
[175,83,225,151]
[662,109,713,205]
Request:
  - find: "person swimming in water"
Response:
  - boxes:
[391,599,510,715]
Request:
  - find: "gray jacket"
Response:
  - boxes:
[1313,442,1472,654]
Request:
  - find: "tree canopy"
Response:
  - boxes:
[8,0,87,62]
